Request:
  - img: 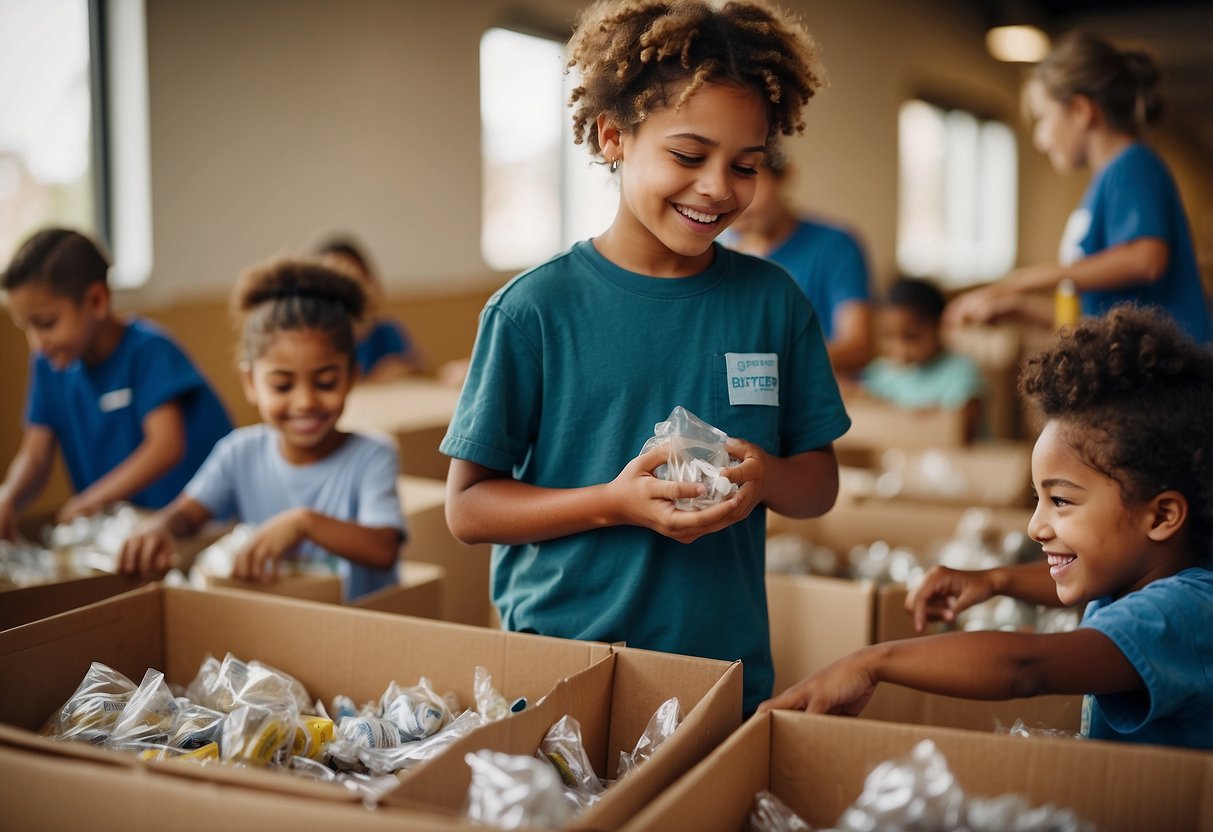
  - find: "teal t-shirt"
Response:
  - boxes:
[440,240,851,714]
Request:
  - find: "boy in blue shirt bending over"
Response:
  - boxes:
[0,228,231,539]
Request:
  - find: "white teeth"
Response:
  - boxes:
[1047,554,1076,567]
[676,205,720,223]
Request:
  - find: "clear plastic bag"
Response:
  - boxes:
[109,669,178,750]
[220,702,297,767]
[475,666,511,722]
[1000,719,1084,741]
[185,652,311,715]
[617,696,681,780]
[834,739,1095,832]
[537,714,604,813]
[640,406,738,511]
[466,749,575,830]
[379,677,451,741]
[749,789,813,832]
[329,708,484,775]
[44,662,138,744]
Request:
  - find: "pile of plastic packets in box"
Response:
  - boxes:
[749,738,1095,832]
[0,504,142,588]
[44,652,522,806]
[465,696,682,829]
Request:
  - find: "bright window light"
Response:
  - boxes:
[0,0,96,266]
[480,27,617,272]
[986,25,1051,63]
[897,100,1017,288]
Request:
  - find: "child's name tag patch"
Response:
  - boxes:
[99,388,133,412]
[725,353,779,406]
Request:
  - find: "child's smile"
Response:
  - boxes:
[243,329,353,465]
[596,81,768,276]
[1029,421,1167,606]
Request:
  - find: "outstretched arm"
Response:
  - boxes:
[760,627,1141,714]
[232,510,401,580]
[0,426,57,540]
[59,401,187,522]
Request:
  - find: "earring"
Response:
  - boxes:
[609,158,620,173]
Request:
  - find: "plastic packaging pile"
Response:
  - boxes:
[641,407,738,511]
[43,654,524,807]
[465,696,682,829]
[0,503,142,587]
[765,508,1081,634]
[842,448,1015,506]
[748,739,1095,832]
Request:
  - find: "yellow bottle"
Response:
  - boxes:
[1054,279,1080,330]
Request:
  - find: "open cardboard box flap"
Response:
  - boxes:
[623,710,1213,832]
[387,647,743,831]
[0,583,610,805]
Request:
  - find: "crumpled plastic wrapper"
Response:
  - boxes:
[765,533,840,577]
[617,696,681,780]
[834,739,1096,832]
[641,406,739,511]
[44,502,144,572]
[466,749,576,830]
[43,662,138,745]
[1000,719,1084,741]
[749,789,813,832]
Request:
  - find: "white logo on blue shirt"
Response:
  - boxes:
[99,388,133,412]
[725,352,779,406]
[1058,208,1092,266]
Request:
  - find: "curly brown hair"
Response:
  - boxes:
[231,258,367,367]
[567,0,823,157]
[1019,305,1213,562]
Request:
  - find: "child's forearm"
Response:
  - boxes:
[298,511,402,569]
[1,427,57,511]
[864,628,1118,700]
[762,448,838,519]
[446,477,615,545]
[74,404,186,509]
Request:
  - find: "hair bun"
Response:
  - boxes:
[235,258,367,321]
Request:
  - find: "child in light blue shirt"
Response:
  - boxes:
[862,277,984,439]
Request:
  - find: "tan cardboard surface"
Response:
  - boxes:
[198,569,345,603]
[766,573,873,693]
[0,584,611,809]
[400,475,494,627]
[0,572,146,631]
[624,710,1213,832]
[352,560,445,619]
[388,647,744,831]
[841,441,1035,509]
[836,396,967,451]
[862,683,1083,733]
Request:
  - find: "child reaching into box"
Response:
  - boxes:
[761,304,1213,750]
[859,277,985,441]
[0,229,232,539]
[118,258,406,601]
[440,0,850,715]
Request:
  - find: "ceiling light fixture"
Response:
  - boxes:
[986,24,1051,63]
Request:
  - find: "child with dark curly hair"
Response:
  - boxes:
[762,304,1213,750]
[441,0,849,714]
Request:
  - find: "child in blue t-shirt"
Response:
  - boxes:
[118,258,406,601]
[763,305,1213,751]
[861,277,985,441]
[0,228,232,539]
[946,32,1210,342]
[440,0,850,715]
[316,236,426,382]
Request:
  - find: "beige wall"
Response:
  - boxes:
[4,0,1212,517]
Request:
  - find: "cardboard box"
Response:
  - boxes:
[400,475,494,627]
[195,568,346,603]
[839,441,1034,509]
[351,560,445,619]
[386,647,744,830]
[0,584,611,815]
[836,395,968,452]
[339,377,462,482]
[861,683,1082,734]
[622,711,1213,832]
[0,573,146,631]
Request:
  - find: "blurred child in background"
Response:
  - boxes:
[861,276,985,441]
[763,305,1213,751]
[945,32,1210,342]
[0,228,231,539]
[119,258,405,601]
[317,236,427,381]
